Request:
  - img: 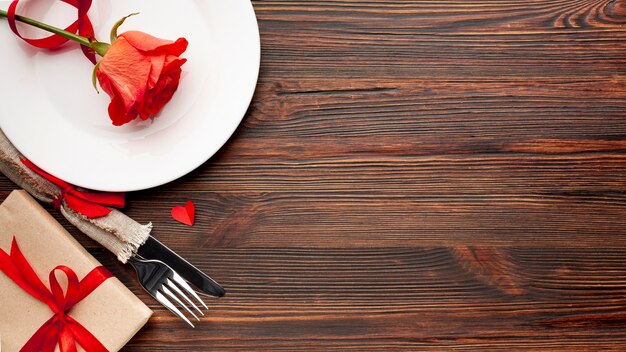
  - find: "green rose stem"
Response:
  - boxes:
[0,9,109,56]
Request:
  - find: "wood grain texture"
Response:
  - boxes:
[3,0,626,350]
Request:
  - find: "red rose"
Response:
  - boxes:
[96,31,188,126]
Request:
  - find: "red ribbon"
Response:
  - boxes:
[0,236,112,352]
[20,158,125,218]
[7,0,97,64]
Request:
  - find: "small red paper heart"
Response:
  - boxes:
[171,200,195,226]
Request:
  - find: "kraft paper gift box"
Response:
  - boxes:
[0,190,152,352]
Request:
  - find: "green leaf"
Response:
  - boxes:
[110,12,139,43]
[92,62,101,93]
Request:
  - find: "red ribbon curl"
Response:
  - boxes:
[20,158,125,218]
[0,236,112,352]
[7,0,97,64]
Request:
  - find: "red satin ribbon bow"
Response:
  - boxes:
[0,236,112,352]
[20,158,125,218]
[7,0,97,64]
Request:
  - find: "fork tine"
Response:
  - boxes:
[167,278,204,316]
[155,290,194,328]
[171,270,208,310]
[162,285,200,321]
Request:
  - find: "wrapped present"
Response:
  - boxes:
[0,190,152,352]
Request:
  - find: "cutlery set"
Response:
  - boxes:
[130,235,225,327]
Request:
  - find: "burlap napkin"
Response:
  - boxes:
[0,129,151,262]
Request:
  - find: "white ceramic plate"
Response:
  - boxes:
[0,0,260,191]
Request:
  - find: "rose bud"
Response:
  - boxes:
[94,15,188,126]
[95,32,187,126]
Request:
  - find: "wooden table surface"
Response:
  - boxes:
[3,0,626,350]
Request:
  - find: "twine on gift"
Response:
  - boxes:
[6,0,97,63]
[0,236,112,352]
[19,157,125,218]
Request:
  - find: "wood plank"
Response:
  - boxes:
[253,0,626,79]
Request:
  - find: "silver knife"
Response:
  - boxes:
[135,236,225,297]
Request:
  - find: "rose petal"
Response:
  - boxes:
[141,57,186,117]
[147,54,166,88]
[97,38,152,112]
[120,31,188,56]
[108,95,137,126]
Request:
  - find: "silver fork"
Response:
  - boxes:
[128,256,208,327]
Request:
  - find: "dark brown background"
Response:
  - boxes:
[5,0,626,350]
